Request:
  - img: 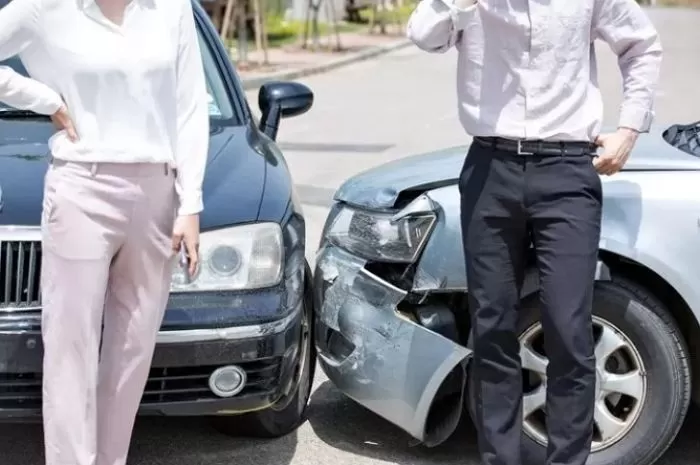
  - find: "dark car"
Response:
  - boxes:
[0,2,315,438]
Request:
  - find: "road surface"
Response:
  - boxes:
[3,6,700,465]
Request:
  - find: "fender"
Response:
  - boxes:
[315,247,472,447]
[518,260,612,299]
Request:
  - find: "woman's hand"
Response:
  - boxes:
[50,104,78,142]
[172,214,200,276]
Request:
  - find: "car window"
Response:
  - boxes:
[0,19,239,125]
[196,29,236,123]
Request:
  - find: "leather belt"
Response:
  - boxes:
[473,136,598,157]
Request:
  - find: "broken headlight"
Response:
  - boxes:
[326,206,437,263]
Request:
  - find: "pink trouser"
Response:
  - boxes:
[40,159,177,465]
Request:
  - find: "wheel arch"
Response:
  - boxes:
[596,250,700,405]
[510,248,699,404]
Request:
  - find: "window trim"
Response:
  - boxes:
[193,4,250,126]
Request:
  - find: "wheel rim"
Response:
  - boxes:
[520,315,647,452]
[270,298,312,412]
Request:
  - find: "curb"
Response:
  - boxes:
[240,38,412,90]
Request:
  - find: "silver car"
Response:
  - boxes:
[313,122,700,465]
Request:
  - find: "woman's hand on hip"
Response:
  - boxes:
[50,104,78,142]
[172,214,200,276]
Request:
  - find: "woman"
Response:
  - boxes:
[0,1,208,464]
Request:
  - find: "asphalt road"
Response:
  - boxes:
[3,6,700,465]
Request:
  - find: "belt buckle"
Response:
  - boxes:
[517,140,534,156]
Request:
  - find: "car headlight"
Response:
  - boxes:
[326,206,437,263]
[171,222,283,292]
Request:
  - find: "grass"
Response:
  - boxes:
[360,3,416,25]
[264,15,364,48]
[225,16,363,51]
[224,1,417,52]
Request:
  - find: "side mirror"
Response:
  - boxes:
[258,81,314,140]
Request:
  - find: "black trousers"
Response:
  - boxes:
[460,142,602,465]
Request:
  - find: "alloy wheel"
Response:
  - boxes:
[519,316,647,452]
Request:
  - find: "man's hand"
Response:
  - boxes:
[593,127,639,176]
[50,104,78,142]
[172,214,200,276]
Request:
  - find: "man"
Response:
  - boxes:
[406,1,661,465]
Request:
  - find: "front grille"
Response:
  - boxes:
[0,240,42,309]
[0,359,282,409]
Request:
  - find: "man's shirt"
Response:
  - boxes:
[406,0,662,142]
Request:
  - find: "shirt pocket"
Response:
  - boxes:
[533,1,594,56]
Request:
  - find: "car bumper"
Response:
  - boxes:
[313,245,471,446]
[0,291,304,419]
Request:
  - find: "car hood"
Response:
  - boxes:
[335,130,700,210]
[0,119,264,227]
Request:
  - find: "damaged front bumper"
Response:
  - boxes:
[314,246,472,446]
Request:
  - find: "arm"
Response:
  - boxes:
[406,0,477,53]
[593,0,662,133]
[173,0,210,216]
[0,66,63,114]
[0,0,62,115]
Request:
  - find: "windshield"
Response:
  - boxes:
[0,26,239,125]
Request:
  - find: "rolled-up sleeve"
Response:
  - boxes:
[593,0,662,133]
[173,0,210,216]
[0,0,62,115]
[407,0,477,53]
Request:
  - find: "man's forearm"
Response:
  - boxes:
[617,33,662,133]
[593,0,662,134]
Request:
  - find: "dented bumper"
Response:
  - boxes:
[314,246,472,446]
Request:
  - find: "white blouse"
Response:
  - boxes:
[0,0,210,216]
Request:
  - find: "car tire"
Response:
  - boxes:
[213,262,317,438]
[466,276,691,465]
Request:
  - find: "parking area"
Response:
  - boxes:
[2,396,700,464]
[2,5,700,465]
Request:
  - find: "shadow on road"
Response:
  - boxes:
[0,416,298,465]
[2,380,699,465]
[307,380,479,465]
[308,380,700,465]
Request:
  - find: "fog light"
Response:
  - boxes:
[208,365,247,398]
